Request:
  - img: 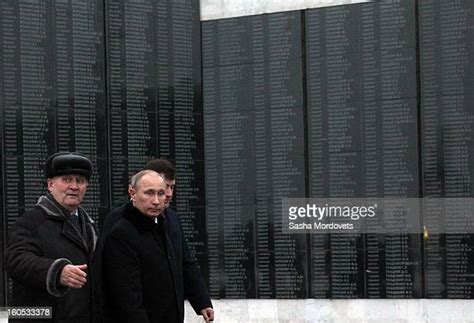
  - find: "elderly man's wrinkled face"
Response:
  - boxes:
[48,175,88,213]
[130,172,167,217]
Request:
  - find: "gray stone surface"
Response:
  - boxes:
[200,0,371,20]
[185,299,474,322]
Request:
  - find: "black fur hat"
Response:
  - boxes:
[44,152,93,181]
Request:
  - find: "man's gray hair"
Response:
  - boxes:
[130,169,163,189]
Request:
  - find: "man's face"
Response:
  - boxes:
[130,172,167,217]
[48,174,88,213]
[163,178,176,208]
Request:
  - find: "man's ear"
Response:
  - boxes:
[47,179,53,191]
[128,185,135,198]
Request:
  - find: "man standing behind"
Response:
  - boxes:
[5,152,97,322]
[101,159,214,322]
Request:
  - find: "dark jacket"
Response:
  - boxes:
[99,197,129,241]
[100,203,211,323]
[4,195,98,323]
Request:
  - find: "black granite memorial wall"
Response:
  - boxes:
[202,12,307,298]
[0,0,108,304]
[305,1,422,299]
[104,0,206,269]
[1,0,474,304]
[202,0,473,299]
[419,0,474,298]
[0,0,203,305]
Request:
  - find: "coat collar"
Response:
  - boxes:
[36,194,94,224]
[37,194,97,253]
[124,202,166,232]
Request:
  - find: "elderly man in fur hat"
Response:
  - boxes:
[5,152,97,323]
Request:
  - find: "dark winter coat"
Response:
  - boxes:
[100,203,212,323]
[4,195,98,323]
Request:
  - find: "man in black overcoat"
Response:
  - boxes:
[5,152,97,322]
[100,163,213,322]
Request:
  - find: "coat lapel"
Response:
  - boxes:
[85,223,98,253]
[62,220,89,252]
[38,195,97,255]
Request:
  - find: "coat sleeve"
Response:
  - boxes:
[103,234,149,323]
[4,213,71,297]
[179,221,213,313]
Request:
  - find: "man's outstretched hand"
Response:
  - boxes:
[60,264,87,288]
[201,307,214,322]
